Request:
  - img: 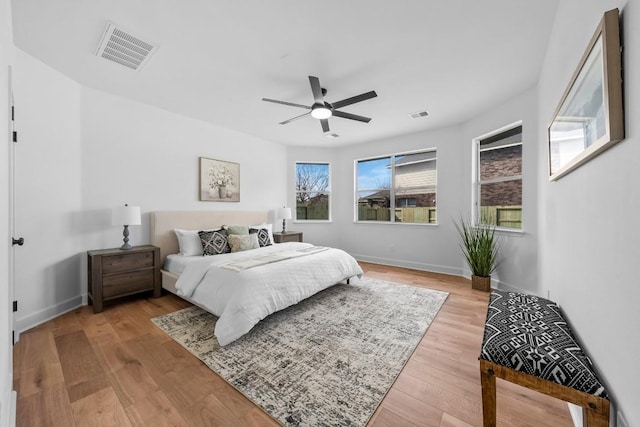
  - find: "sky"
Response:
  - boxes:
[296,157,396,195]
[357,157,391,190]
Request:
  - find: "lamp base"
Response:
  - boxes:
[120,225,133,250]
[281,219,286,233]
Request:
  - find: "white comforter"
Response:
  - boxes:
[175,242,363,346]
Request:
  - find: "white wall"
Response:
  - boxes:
[289,89,540,288]
[12,49,83,335]
[0,0,15,423]
[80,86,288,253]
[333,127,467,275]
[462,87,540,293]
[538,1,639,425]
[11,50,288,335]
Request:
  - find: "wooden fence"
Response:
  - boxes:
[480,205,522,229]
[395,207,437,223]
[296,205,329,220]
[357,205,521,227]
[358,206,391,221]
[358,206,436,223]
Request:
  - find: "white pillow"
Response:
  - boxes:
[249,223,275,245]
[174,229,208,256]
[228,233,260,252]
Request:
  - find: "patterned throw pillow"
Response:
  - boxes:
[249,228,272,247]
[198,229,230,256]
[228,233,260,252]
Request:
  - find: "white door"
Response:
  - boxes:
[8,67,18,340]
[3,64,17,427]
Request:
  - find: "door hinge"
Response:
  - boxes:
[12,131,17,143]
[12,301,17,312]
[12,331,15,345]
[11,106,14,121]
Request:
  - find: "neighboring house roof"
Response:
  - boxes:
[358,190,390,203]
[307,193,328,205]
[298,193,328,204]
[395,151,436,167]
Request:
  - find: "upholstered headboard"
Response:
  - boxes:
[150,210,268,263]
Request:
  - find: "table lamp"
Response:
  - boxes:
[277,207,292,233]
[112,204,141,250]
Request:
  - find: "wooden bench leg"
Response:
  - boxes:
[480,360,497,427]
[584,399,610,427]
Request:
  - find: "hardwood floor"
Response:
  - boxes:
[13,263,573,426]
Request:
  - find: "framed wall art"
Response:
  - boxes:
[199,157,240,202]
[548,8,624,181]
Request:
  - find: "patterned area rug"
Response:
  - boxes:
[152,277,448,426]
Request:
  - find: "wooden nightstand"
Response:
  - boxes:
[273,231,303,243]
[87,245,161,313]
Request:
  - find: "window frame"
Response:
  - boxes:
[472,121,523,231]
[354,147,438,225]
[294,161,331,223]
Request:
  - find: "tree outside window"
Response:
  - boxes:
[295,162,330,221]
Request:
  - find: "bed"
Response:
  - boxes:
[150,211,363,345]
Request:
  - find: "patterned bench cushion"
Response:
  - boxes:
[479,289,608,398]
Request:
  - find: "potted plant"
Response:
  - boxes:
[455,217,499,292]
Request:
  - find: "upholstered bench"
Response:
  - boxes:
[479,289,609,427]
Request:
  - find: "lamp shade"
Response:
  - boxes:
[277,207,292,220]
[112,205,141,226]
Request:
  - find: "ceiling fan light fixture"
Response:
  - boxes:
[263,76,376,134]
[311,105,332,120]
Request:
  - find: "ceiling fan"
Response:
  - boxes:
[262,76,377,134]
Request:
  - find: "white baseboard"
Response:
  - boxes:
[1,388,16,427]
[492,279,530,295]
[14,295,84,340]
[9,390,16,427]
[357,259,535,297]
[353,254,464,277]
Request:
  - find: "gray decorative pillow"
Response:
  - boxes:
[228,233,260,252]
[224,225,249,235]
[249,228,272,247]
[198,229,230,256]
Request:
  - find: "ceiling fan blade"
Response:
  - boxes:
[262,98,311,109]
[333,110,371,123]
[331,90,377,109]
[279,112,311,125]
[320,119,330,133]
[309,76,324,104]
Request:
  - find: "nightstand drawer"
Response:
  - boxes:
[102,251,154,274]
[88,245,161,313]
[273,231,303,243]
[102,269,154,299]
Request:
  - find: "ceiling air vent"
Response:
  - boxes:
[409,110,429,119]
[95,22,158,71]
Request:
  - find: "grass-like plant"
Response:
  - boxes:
[455,216,499,278]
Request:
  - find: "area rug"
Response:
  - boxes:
[151,277,448,426]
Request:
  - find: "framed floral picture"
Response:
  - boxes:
[199,157,240,202]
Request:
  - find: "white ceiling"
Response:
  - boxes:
[11,0,559,147]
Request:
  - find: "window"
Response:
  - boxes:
[475,124,522,229]
[295,162,330,221]
[356,149,437,224]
